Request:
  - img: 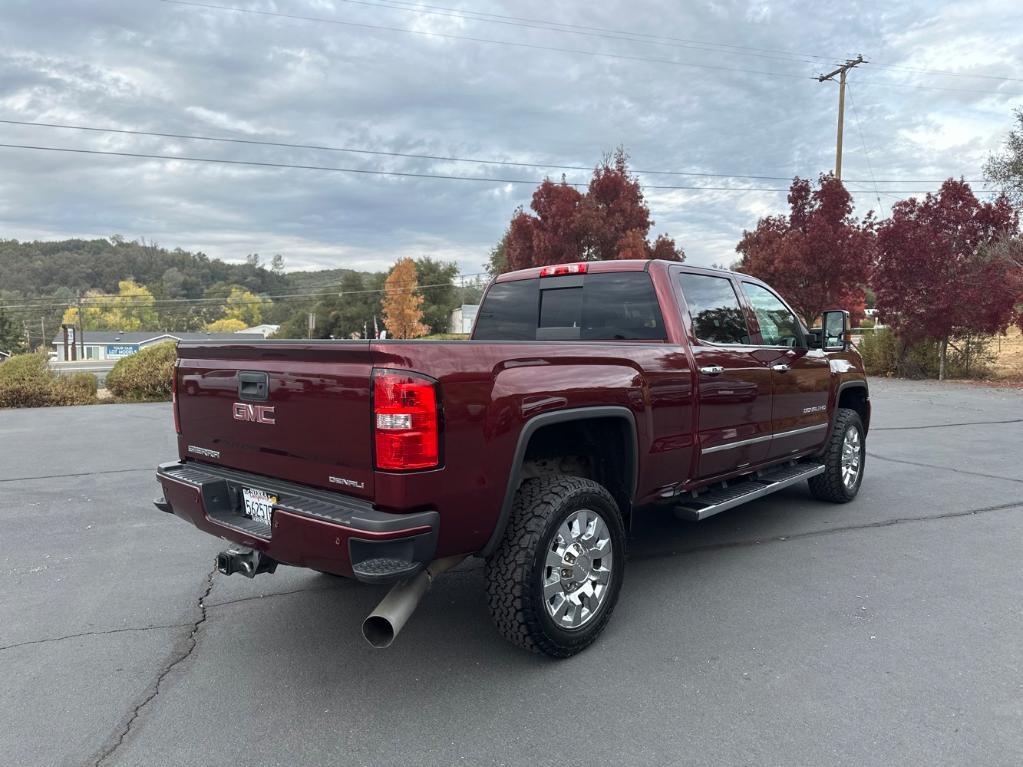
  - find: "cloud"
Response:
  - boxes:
[0,0,1020,276]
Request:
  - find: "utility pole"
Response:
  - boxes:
[75,293,86,360]
[817,55,866,180]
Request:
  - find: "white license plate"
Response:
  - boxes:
[242,488,277,526]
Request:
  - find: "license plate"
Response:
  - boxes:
[242,487,277,526]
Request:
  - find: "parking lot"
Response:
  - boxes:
[2,378,1022,767]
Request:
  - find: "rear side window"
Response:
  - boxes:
[678,273,752,345]
[473,272,665,341]
[472,278,539,340]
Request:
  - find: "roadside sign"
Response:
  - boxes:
[105,344,140,358]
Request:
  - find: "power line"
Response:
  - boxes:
[0,142,990,192]
[853,78,1021,97]
[854,59,1023,84]
[844,82,885,217]
[322,0,824,67]
[160,0,1023,96]
[0,119,810,181]
[158,0,813,81]
[373,0,1023,85]
[330,0,833,61]
[1,275,492,310]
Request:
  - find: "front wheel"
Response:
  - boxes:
[485,475,626,658]
[808,407,865,503]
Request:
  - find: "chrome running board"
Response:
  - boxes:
[673,462,825,521]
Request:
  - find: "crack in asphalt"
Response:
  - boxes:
[205,583,345,610]
[867,451,1023,485]
[0,467,153,483]
[0,623,191,653]
[630,500,1023,561]
[90,566,216,767]
[872,418,1023,431]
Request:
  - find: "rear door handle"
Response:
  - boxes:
[771,364,791,372]
[699,366,724,376]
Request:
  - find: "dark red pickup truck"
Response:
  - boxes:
[155,259,869,657]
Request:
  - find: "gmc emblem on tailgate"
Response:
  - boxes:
[233,402,276,425]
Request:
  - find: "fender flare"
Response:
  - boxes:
[479,406,638,558]
[831,380,870,438]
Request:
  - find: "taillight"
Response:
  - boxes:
[539,262,587,277]
[373,371,439,471]
[172,364,181,435]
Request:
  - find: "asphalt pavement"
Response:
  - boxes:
[2,379,1022,767]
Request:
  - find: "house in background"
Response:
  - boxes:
[52,331,264,361]
[240,324,280,338]
[449,304,479,335]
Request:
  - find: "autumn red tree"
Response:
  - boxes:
[501,148,684,272]
[874,179,1020,378]
[736,174,874,325]
[382,258,430,339]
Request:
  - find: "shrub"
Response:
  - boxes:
[857,328,993,379]
[858,328,899,376]
[66,372,99,398]
[0,352,98,408]
[106,342,176,400]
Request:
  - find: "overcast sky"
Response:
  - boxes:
[1,0,1021,277]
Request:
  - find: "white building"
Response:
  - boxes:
[51,331,264,361]
[449,304,479,334]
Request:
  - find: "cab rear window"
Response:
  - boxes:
[473,272,665,341]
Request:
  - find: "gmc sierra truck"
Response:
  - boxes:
[154,259,869,657]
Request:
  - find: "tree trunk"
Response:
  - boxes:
[939,337,948,381]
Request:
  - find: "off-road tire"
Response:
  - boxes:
[485,475,626,658]
[808,407,865,503]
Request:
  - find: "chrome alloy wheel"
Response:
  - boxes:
[542,508,614,630]
[841,425,862,490]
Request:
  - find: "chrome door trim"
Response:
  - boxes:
[701,422,827,455]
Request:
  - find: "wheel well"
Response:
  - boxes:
[838,385,869,432]
[520,417,634,525]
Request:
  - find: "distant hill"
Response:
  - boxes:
[0,237,292,299]
[285,267,380,291]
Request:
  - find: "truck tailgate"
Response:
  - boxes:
[175,341,375,499]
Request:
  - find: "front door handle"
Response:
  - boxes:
[699,366,724,376]
[771,363,791,372]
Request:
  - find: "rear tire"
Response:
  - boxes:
[809,407,865,503]
[485,475,626,658]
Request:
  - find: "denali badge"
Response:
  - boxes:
[329,475,366,490]
[188,445,220,458]
[233,402,276,425]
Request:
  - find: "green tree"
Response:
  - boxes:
[985,108,1023,209]
[0,307,24,353]
[414,257,460,335]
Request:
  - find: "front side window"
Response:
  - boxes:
[741,282,802,347]
[678,273,751,345]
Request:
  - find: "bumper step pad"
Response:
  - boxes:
[674,462,825,521]
[352,558,424,583]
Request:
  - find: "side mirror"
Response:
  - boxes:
[820,309,850,351]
